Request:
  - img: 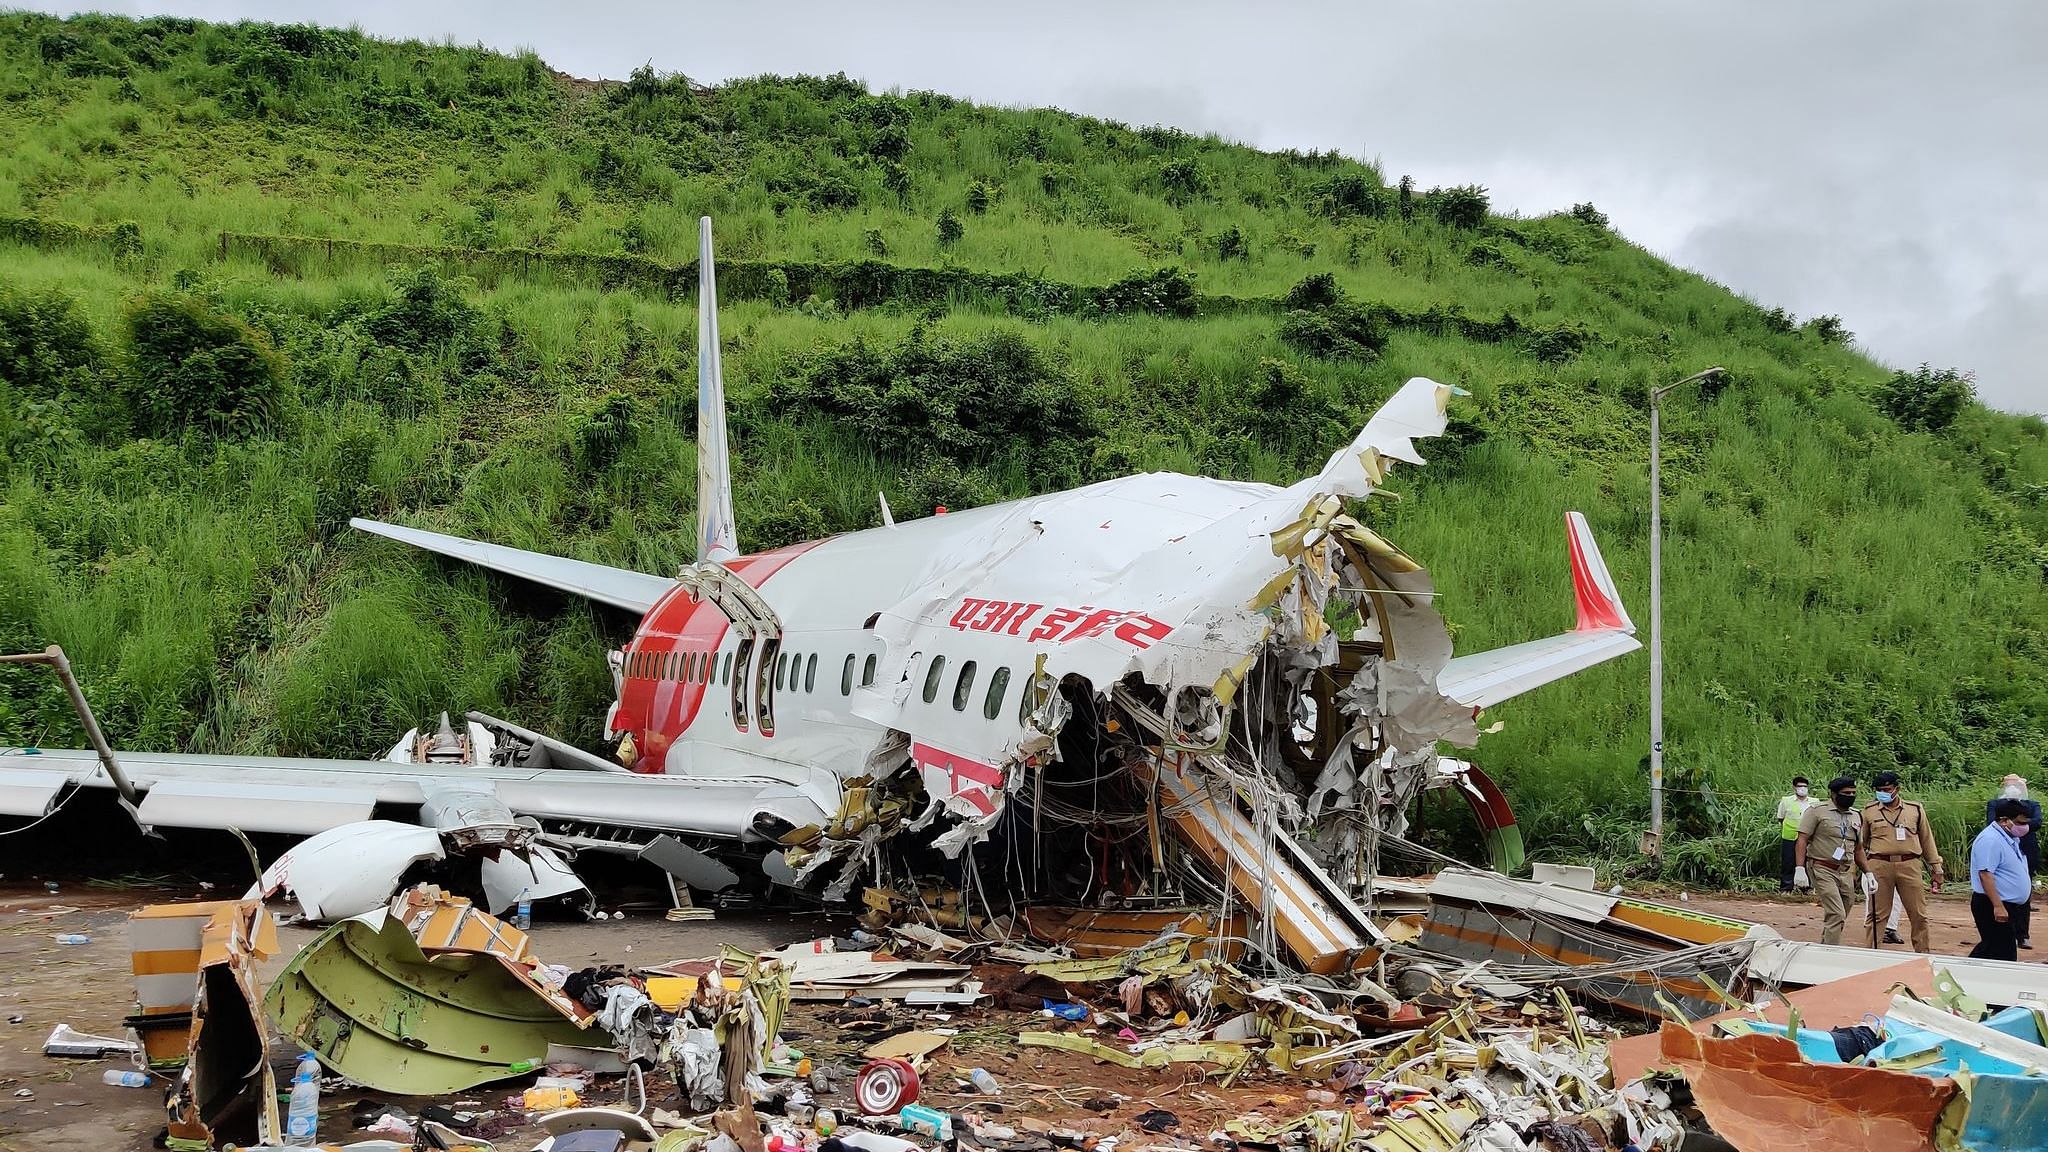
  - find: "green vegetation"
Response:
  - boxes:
[1,13,2043,882]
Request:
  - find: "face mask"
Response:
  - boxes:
[1795,785,1809,798]
[2005,784,2028,800]
[1834,793,1855,810]
[1875,790,1895,805]
[2013,823,2033,837]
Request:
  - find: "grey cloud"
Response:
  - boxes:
[58,0,2048,412]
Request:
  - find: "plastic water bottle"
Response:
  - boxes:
[514,889,532,931]
[284,1052,321,1146]
[52,934,90,945]
[969,1067,1001,1095]
[101,1068,150,1088]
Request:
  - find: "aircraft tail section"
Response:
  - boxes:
[696,217,740,564]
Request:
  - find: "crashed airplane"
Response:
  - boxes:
[0,218,1640,971]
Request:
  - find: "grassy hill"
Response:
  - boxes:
[1,12,2043,882]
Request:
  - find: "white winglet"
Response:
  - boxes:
[1566,510,1633,633]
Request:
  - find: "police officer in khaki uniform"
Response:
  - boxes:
[1860,769,1944,952]
[1794,775,1869,946]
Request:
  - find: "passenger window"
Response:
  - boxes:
[952,660,977,711]
[730,639,752,730]
[922,655,946,704]
[841,655,855,695]
[984,667,1010,720]
[805,653,818,693]
[862,654,877,687]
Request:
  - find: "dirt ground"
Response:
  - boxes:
[1681,886,2043,958]
[0,879,2036,1151]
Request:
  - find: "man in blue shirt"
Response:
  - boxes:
[1968,799,2034,963]
[1986,775,2040,950]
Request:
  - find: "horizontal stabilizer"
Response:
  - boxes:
[351,518,674,615]
[1436,511,1640,709]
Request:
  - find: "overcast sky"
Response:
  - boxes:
[53,1,2048,413]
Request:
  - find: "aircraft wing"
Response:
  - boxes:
[350,518,675,615]
[0,746,830,840]
[1435,511,1642,709]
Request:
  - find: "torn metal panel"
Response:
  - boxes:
[1883,995,2048,1076]
[1659,1023,1957,1152]
[266,888,590,1094]
[149,900,281,1149]
[1610,956,1939,1086]
[252,820,447,920]
[480,844,586,915]
[1746,937,2047,1010]
[1418,895,1744,1019]
[1022,906,1247,962]
[1127,750,1381,974]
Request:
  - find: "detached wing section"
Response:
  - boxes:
[349,518,674,615]
[0,747,829,840]
[1435,512,1641,709]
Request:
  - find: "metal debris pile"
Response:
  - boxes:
[34,867,2040,1152]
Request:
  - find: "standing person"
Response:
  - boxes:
[1986,775,2040,950]
[1968,800,2033,962]
[1860,770,1944,953]
[1794,776,1868,946]
[1776,776,1820,891]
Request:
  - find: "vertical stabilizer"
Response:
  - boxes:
[697,217,740,563]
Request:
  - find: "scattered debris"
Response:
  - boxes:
[265,885,591,1094]
[42,1022,141,1059]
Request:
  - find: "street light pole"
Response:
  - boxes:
[1647,367,1724,860]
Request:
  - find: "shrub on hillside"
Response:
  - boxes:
[1424,184,1490,229]
[1805,314,1850,344]
[1878,365,1974,433]
[1282,272,1342,311]
[122,292,286,437]
[1157,157,1207,203]
[363,267,478,351]
[966,180,997,215]
[1245,358,1349,462]
[1276,274,1390,361]
[1091,268,1196,318]
[1216,226,1247,261]
[894,458,998,517]
[0,285,101,396]
[936,208,963,245]
[1525,322,1594,364]
[1311,172,1388,220]
[571,392,637,472]
[742,496,827,551]
[770,328,1093,463]
[1570,202,1609,229]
